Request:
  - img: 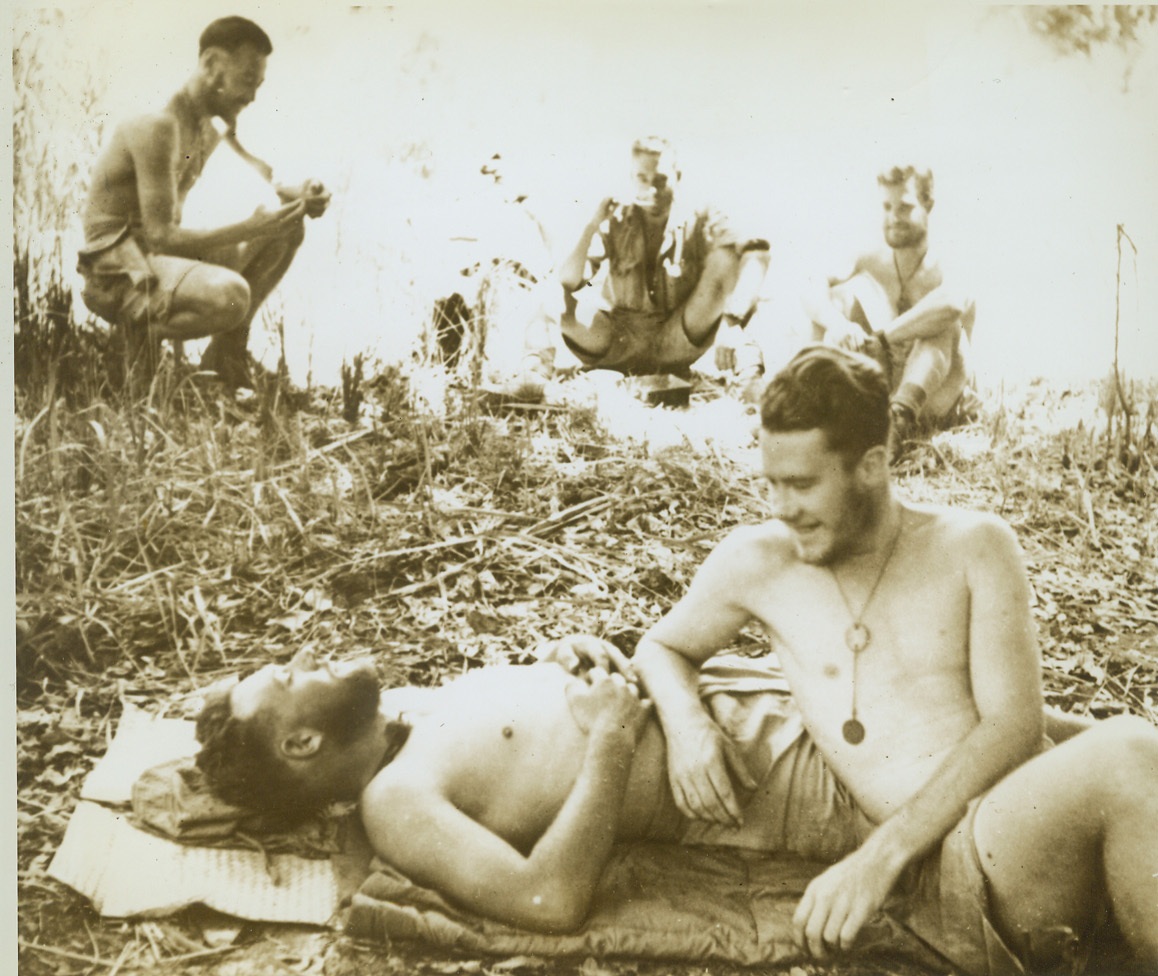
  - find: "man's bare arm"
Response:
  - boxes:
[881,284,972,345]
[558,199,614,292]
[793,515,1044,957]
[362,670,648,932]
[128,114,305,257]
[634,529,766,826]
[802,260,867,342]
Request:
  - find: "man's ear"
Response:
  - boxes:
[280,728,324,760]
[200,47,226,78]
[855,444,890,488]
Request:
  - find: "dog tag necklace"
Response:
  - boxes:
[830,515,904,745]
[893,249,925,315]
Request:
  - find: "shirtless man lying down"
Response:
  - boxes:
[193,635,1107,959]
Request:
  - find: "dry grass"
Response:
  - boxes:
[13,18,1158,976]
[15,348,1158,976]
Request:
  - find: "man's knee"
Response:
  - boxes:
[176,265,251,333]
[700,246,742,297]
[209,272,251,329]
[1096,715,1158,790]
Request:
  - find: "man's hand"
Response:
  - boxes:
[792,843,901,959]
[591,197,617,228]
[835,327,870,354]
[276,179,332,219]
[665,713,757,827]
[537,635,639,686]
[585,667,651,745]
[249,199,307,237]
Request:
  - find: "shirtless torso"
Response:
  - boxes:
[84,92,221,247]
[705,503,1010,822]
[370,665,675,847]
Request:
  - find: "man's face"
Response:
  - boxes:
[760,428,875,565]
[881,179,929,250]
[230,647,381,751]
[207,44,267,125]
[628,150,675,217]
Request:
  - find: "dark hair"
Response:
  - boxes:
[760,345,890,464]
[194,684,307,818]
[195,676,411,821]
[199,17,273,56]
[878,165,934,211]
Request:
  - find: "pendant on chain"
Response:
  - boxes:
[845,622,871,654]
[842,718,866,745]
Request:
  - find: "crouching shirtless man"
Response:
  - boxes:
[634,345,1158,975]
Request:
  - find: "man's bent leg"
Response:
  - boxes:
[893,323,964,426]
[152,259,250,343]
[559,290,615,361]
[201,226,304,386]
[679,246,743,346]
[973,716,1158,968]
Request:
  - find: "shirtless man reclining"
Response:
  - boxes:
[192,625,1137,972]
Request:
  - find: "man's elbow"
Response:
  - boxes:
[516,887,590,933]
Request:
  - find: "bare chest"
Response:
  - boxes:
[412,669,591,848]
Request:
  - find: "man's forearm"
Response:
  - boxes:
[144,219,258,257]
[558,222,600,292]
[517,725,637,929]
[883,290,967,344]
[634,638,709,735]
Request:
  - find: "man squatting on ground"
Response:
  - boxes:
[194,349,1157,974]
[806,165,974,449]
[513,136,771,397]
[77,17,330,389]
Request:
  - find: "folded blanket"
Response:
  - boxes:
[347,842,939,967]
[347,655,942,967]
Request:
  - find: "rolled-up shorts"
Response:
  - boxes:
[561,295,719,376]
[77,232,200,332]
[681,700,1086,976]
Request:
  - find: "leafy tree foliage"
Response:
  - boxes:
[1024,5,1157,56]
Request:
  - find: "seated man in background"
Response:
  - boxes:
[77,16,330,390]
[509,136,770,401]
[806,165,974,452]
[194,632,1110,961]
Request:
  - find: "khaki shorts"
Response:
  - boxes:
[679,712,874,862]
[561,296,718,375]
[77,233,200,332]
[686,714,1092,976]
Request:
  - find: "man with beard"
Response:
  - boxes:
[806,166,974,450]
[77,17,331,389]
[634,345,1158,975]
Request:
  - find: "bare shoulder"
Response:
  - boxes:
[908,503,1021,561]
[704,521,798,580]
[855,248,895,281]
[119,110,179,151]
[359,760,435,850]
